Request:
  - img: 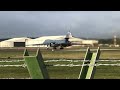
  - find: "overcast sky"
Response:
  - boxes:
[0,11,119,39]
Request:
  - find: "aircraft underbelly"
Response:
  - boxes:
[43,40,65,44]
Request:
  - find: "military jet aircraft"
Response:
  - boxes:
[26,31,73,50]
[26,31,98,50]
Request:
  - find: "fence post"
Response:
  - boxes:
[78,47,100,79]
[78,47,92,79]
[23,48,49,79]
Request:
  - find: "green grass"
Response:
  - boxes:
[0,61,24,65]
[100,51,120,59]
[47,66,81,79]
[1,47,120,59]
[0,59,120,79]
[0,67,30,78]
[94,66,120,79]
[0,47,120,79]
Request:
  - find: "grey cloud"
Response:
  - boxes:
[0,11,119,39]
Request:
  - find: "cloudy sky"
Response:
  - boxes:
[0,11,119,39]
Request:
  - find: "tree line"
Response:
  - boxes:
[98,38,120,45]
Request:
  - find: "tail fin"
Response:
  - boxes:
[65,31,72,43]
[65,31,72,39]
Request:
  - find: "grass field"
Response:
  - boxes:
[1,47,120,59]
[0,47,120,79]
[1,60,120,79]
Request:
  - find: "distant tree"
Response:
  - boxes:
[98,39,113,44]
[98,38,120,45]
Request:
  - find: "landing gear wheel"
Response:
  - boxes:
[53,47,57,49]
[60,47,64,49]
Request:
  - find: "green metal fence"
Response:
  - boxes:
[23,47,100,79]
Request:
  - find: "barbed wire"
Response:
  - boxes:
[0,78,31,79]
[52,64,120,67]
[44,60,120,62]
[0,60,24,62]
[0,59,120,67]
[0,64,27,68]
[0,63,119,67]
[0,59,120,63]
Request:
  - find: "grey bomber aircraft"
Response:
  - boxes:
[26,32,73,50]
[26,32,98,50]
